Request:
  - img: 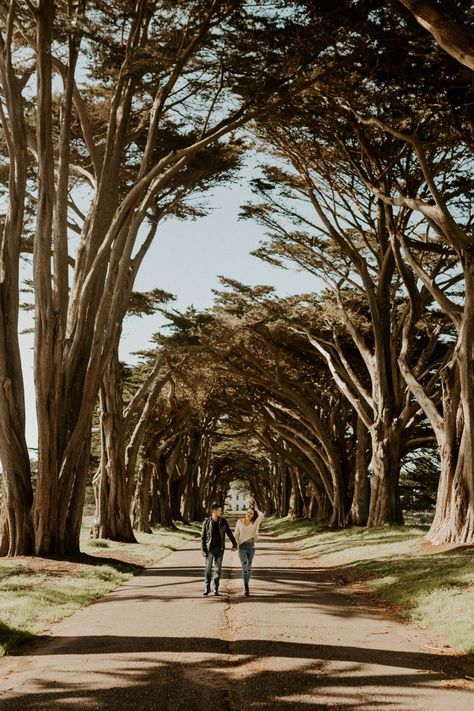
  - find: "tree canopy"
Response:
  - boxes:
[1,0,473,555]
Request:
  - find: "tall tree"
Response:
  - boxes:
[0,0,313,555]
[0,1,32,554]
[243,120,440,526]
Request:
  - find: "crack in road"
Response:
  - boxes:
[0,534,473,710]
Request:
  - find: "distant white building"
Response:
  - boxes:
[225,483,251,512]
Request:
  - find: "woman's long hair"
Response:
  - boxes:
[247,506,258,523]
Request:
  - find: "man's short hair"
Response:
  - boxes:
[211,502,223,511]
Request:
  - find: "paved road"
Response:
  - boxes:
[0,528,473,710]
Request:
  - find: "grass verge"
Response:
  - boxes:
[264,517,474,655]
[0,521,200,656]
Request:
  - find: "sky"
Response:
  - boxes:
[19,161,320,450]
[119,164,319,362]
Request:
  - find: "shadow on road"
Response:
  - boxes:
[1,639,469,711]
[2,534,473,711]
[87,562,388,625]
[18,634,472,675]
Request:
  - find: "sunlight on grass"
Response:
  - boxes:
[412,587,474,653]
[265,516,474,655]
[0,521,200,656]
[0,562,135,655]
[80,518,200,566]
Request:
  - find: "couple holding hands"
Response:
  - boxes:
[201,502,264,597]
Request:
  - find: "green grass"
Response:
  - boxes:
[264,517,474,655]
[0,521,200,656]
[80,518,201,565]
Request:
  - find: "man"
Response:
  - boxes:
[201,503,237,596]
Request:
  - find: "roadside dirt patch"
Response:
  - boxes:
[2,551,142,580]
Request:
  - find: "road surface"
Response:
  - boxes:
[0,526,473,710]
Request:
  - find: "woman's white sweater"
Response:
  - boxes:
[234,510,264,545]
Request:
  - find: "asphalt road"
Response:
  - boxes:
[0,526,473,710]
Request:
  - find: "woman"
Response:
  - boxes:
[234,504,264,597]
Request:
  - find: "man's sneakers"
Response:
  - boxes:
[214,588,220,596]
[203,588,210,596]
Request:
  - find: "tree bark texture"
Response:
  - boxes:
[131,460,153,534]
[398,0,474,71]
[92,352,137,542]
[0,2,34,555]
[349,416,370,526]
[425,266,474,544]
[0,1,260,556]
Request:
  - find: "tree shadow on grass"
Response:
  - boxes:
[338,548,474,604]
[0,622,33,656]
[294,534,429,557]
[26,552,144,575]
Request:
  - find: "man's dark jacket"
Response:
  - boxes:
[201,516,237,554]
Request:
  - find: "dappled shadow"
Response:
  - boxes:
[19,635,474,675]
[335,548,474,606]
[1,636,472,711]
[265,532,319,543]
[86,564,374,620]
[13,551,144,573]
[2,532,473,711]
[278,533,430,555]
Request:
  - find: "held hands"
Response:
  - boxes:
[231,546,237,552]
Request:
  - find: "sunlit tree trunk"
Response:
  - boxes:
[0,2,33,556]
[424,268,474,544]
[367,415,404,526]
[131,460,153,534]
[349,416,370,525]
[92,350,137,542]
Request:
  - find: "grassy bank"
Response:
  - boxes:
[0,522,200,656]
[264,517,474,655]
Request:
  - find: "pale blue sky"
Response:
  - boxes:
[20,164,319,449]
[120,169,319,362]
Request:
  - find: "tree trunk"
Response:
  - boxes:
[314,489,332,523]
[149,466,161,527]
[349,416,370,525]
[154,464,175,528]
[288,469,305,519]
[0,471,33,557]
[427,434,474,543]
[426,293,474,544]
[367,415,404,526]
[0,2,34,556]
[92,351,137,542]
[182,472,204,522]
[398,0,474,72]
[132,460,153,533]
[64,434,91,555]
[170,477,182,522]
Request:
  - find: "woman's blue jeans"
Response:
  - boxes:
[238,540,255,585]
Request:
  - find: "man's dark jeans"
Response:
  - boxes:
[204,547,224,592]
